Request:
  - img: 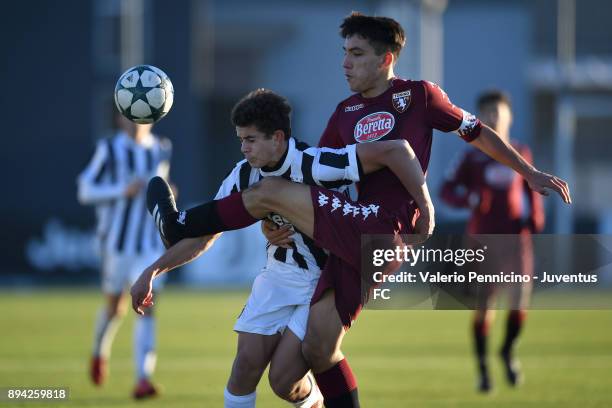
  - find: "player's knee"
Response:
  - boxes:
[302,331,336,368]
[268,368,297,401]
[246,177,284,209]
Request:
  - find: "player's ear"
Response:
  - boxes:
[272,130,285,146]
[381,52,394,68]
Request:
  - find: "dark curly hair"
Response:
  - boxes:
[477,89,512,111]
[231,89,291,140]
[340,12,406,58]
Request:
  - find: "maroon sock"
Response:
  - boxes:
[473,317,490,371]
[314,359,359,408]
[502,310,526,356]
[214,192,258,230]
[182,192,258,237]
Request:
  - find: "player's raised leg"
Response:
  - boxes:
[147,176,315,245]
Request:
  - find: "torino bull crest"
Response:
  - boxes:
[392,90,411,113]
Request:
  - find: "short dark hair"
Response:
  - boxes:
[231,89,291,139]
[340,12,406,58]
[476,90,512,111]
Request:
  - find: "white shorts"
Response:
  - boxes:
[101,251,166,295]
[234,261,320,341]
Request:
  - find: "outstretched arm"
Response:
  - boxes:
[471,125,571,204]
[130,233,221,314]
[356,140,435,235]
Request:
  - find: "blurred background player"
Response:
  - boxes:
[440,90,545,392]
[77,113,173,399]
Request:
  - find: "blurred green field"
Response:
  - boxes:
[1,288,611,407]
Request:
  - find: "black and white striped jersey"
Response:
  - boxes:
[214,137,361,272]
[77,131,172,255]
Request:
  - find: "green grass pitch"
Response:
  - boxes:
[1,288,611,407]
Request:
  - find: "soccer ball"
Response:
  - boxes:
[114,65,174,124]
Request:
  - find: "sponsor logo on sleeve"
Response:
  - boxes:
[353,111,395,143]
[392,90,411,113]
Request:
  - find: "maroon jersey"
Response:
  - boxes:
[440,142,545,234]
[318,78,482,211]
[311,78,483,327]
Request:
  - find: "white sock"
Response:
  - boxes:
[134,315,156,380]
[291,372,323,408]
[224,387,256,408]
[92,307,122,358]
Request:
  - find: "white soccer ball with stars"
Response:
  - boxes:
[114,65,174,124]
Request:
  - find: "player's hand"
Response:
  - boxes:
[261,220,294,249]
[130,270,155,315]
[125,179,146,198]
[525,170,572,204]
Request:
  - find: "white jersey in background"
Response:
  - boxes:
[78,131,172,256]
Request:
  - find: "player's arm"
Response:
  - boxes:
[356,140,434,235]
[130,233,221,315]
[424,81,571,204]
[469,126,570,203]
[77,140,143,204]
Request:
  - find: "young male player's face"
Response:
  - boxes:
[236,125,281,168]
[342,34,387,94]
[478,101,513,139]
[118,115,153,138]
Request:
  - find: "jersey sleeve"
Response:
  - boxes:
[214,161,259,200]
[303,144,360,190]
[424,81,482,142]
[317,106,344,148]
[76,139,125,205]
[214,165,241,200]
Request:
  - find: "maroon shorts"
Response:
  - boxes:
[309,186,411,328]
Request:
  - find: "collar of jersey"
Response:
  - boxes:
[259,137,295,177]
[354,77,400,103]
